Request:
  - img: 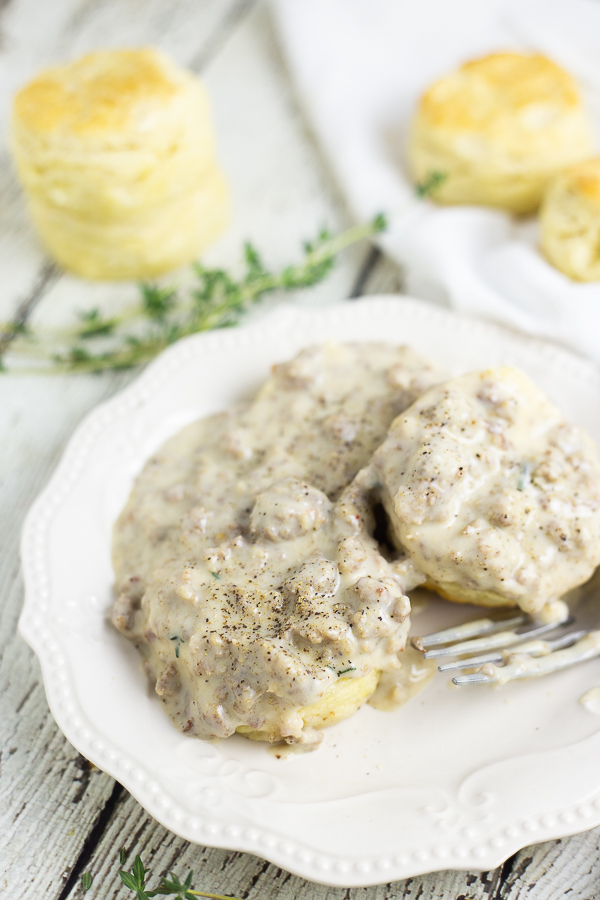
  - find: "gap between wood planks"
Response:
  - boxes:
[0,261,59,355]
[55,782,124,900]
[0,0,15,47]
[490,854,519,900]
[190,0,258,73]
[349,246,382,299]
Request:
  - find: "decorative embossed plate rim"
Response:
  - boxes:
[19,296,600,887]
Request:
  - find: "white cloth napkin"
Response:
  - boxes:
[271,0,600,363]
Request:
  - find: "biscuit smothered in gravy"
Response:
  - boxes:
[408,52,592,214]
[364,368,600,615]
[11,48,228,279]
[541,157,600,282]
[112,344,443,747]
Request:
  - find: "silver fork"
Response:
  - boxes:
[410,609,600,685]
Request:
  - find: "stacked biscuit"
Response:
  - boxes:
[11,48,228,279]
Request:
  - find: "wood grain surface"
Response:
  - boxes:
[2,1,600,898]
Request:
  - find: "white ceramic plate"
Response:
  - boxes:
[20,297,600,887]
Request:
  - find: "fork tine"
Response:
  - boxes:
[452,630,600,685]
[517,629,588,655]
[438,651,504,672]
[439,629,587,673]
[547,629,589,649]
[410,611,529,651]
[423,616,574,660]
[452,671,492,685]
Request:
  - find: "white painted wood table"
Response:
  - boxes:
[2,1,600,897]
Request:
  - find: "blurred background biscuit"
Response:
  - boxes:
[540,157,600,281]
[11,48,229,279]
[408,52,593,214]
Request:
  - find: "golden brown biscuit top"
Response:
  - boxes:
[13,48,184,135]
[420,52,582,132]
[557,157,600,207]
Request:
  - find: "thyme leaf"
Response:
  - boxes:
[416,171,447,199]
[140,285,178,321]
[81,852,246,900]
[77,307,117,339]
[0,215,386,374]
[169,635,185,658]
[119,855,153,900]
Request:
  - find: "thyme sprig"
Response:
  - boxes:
[80,852,244,900]
[1,215,386,374]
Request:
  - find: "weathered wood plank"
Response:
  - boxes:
[499,828,600,900]
[56,783,505,900]
[0,372,135,898]
[199,1,367,295]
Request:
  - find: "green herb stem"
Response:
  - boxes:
[0,214,387,375]
[187,892,245,899]
[81,851,250,899]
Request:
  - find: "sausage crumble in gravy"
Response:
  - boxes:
[112,344,442,748]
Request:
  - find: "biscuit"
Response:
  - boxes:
[540,157,600,281]
[408,52,593,214]
[11,48,228,279]
[367,367,600,615]
[236,669,380,742]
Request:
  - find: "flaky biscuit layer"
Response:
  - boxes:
[27,169,228,280]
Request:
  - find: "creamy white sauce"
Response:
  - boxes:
[478,631,600,684]
[536,599,570,625]
[112,343,442,747]
[580,685,600,714]
[369,645,437,710]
